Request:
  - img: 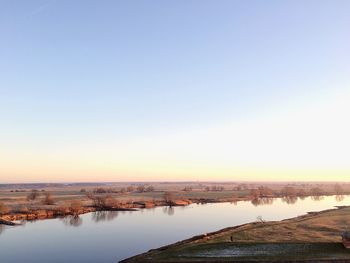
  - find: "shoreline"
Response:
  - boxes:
[0,197,243,225]
[0,193,347,225]
[119,205,350,262]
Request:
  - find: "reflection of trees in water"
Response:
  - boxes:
[61,215,82,227]
[0,225,4,235]
[335,195,345,202]
[91,211,119,223]
[162,206,175,216]
[310,195,324,201]
[148,207,156,212]
[281,196,298,205]
[251,197,274,206]
[179,205,186,211]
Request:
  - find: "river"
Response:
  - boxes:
[0,195,349,263]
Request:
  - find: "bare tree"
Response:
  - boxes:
[250,189,261,199]
[93,188,108,194]
[310,187,324,197]
[86,192,115,209]
[126,186,135,192]
[42,192,55,205]
[257,186,274,197]
[105,197,120,208]
[209,185,224,191]
[137,185,145,193]
[146,185,154,192]
[281,186,297,197]
[27,190,40,201]
[334,184,344,195]
[0,202,9,215]
[296,188,307,197]
[70,200,83,216]
[164,191,174,205]
[91,195,109,209]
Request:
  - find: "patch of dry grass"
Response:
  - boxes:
[199,207,350,244]
[121,207,350,262]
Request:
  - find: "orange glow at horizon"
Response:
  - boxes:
[1,89,350,183]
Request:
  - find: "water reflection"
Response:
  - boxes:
[251,197,274,206]
[249,195,333,206]
[162,206,175,216]
[0,225,4,235]
[91,211,119,223]
[61,215,83,227]
[335,195,345,202]
[2,195,350,263]
[281,196,298,205]
[311,195,324,201]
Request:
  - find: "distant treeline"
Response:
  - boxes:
[0,183,108,189]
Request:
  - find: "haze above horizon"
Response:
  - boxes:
[1,0,349,183]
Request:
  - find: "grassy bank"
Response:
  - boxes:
[121,207,350,262]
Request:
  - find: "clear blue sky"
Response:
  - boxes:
[1,0,349,182]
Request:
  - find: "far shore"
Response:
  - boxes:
[0,197,244,225]
[1,182,350,225]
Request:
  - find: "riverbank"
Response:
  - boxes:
[0,199,194,224]
[0,193,346,225]
[1,182,349,225]
[120,206,350,262]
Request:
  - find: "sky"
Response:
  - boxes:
[0,0,349,183]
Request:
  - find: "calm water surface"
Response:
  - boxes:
[0,195,349,263]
